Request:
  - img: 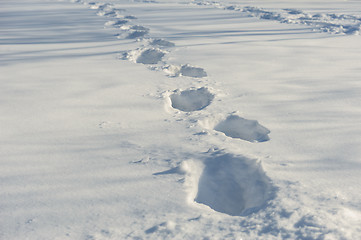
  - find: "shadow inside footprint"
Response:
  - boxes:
[195,151,273,216]
[214,115,270,142]
[170,87,214,112]
[136,49,165,64]
[180,64,207,78]
[127,30,148,39]
[150,39,175,47]
[112,20,128,27]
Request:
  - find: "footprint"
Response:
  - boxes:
[101,9,125,18]
[180,64,207,78]
[94,3,114,12]
[214,115,270,142]
[121,48,165,64]
[162,64,181,77]
[129,25,149,31]
[126,26,150,39]
[125,15,137,20]
[126,30,149,39]
[87,0,113,10]
[150,39,175,48]
[170,87,214,112]
[87,2,98,8]
[283,8,303,15]
[136,48,165,64]
[98,3,114,10]
[194,151,273,216]
[162,64,207,78]
[104,20,128,28]
[145,221,176,235]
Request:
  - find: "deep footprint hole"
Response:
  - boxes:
[195,152,274,216]
[170,87,214,112]
[180,64,207,78]
[150,39,175,47]
[136,49,165,64]
[214,115,270,142]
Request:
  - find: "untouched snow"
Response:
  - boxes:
[1,0,361,239]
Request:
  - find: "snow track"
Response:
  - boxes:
[76,0,275,217]
[193,0,361,35]
[4,0,361,238]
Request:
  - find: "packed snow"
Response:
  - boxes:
[1,0,361,239]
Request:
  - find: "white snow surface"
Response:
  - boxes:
[1,0,361,239]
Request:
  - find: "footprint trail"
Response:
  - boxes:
[194,0,361,35]
[73,0,274,218]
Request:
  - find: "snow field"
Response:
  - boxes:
[1,0,361,239]
[76,0,361,238]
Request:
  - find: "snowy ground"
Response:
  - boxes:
[1,0,361,239]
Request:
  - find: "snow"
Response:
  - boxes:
[213,115,270,142]
[169,87,214,112]
[193,151,273,217]
[1,0,361,239]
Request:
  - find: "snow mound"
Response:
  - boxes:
[170,87,214,112]
[180,64,207,78]
[214,115,270,142]
[194,152,273,216]
[150,39,175,47]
